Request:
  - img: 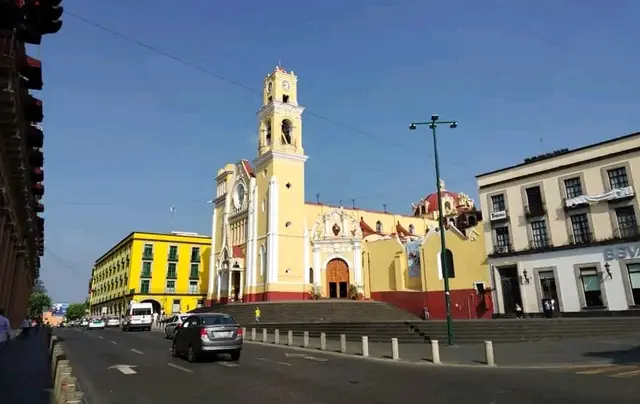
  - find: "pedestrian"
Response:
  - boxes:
[0,308,11,350]
[254,306,261,323]
[21,317,31,338]
[515,303,523,319]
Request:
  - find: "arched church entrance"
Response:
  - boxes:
[141,299,162,315]
[326,258,349,299]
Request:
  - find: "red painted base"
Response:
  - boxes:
[371,289,493,320]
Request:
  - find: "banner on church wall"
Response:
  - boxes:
[406,240,422,278]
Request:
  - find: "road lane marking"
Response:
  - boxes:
[284,352,328,362]
[255,357,291,366]
[168,363,193,373]
[98,336,104,339]
[276,361,292,366]
[611,367,640,378]
[303,356,328,362]
[131,349,144,355]
[217,362,240,368]
[577,365,619,375]
[110,341,118,345]
[108,364,137,375]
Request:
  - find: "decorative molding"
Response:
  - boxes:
[253,149,309,168]
[256,100,305,121]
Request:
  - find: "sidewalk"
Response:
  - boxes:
[0,328,53,404]
[248,332,640,367]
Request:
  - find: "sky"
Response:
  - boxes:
[37,0,640,301]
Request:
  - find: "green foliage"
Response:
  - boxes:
[28,292,52,318]
[66,303,88,321]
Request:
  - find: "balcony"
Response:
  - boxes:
[167,254,179,262]
[606,186,635,203]
[563,195,589,210]
[490,210,508,222]
[140,271,152,278]
[524,203,546,218]
[142,251,154,260]
[569,232,593,245]
[189,271,199,280]
[529,238,551,250]
[166,272,177,279]
[491,243,513,255]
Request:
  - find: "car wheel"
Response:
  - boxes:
[171,341,179,358]
[187,345,198,363]
[229,350,241,361]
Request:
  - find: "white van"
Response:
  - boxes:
[122,302,153,331]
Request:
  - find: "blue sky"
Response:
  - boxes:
[39,0,640,301]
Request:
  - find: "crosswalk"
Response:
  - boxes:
[556,363,640,379]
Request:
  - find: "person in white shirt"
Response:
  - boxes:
[21,317,31,337]
[0,308,11,348]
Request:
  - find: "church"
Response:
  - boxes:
[206,66,493,319]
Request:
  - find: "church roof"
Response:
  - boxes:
[413,179,476,217]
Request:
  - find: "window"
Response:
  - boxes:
[143,244,153,259]
[491,194,506,212]
[494,226,510,248]
[168,245,178,260]
[309,267,314,284]
[615,206,638,238]
[167,263,177,278]
[189,263,199,279]
[375,221,383,233]
[607,167,629,189]
[201,315,236,326]
[579,267,603,307]
[570,213,591,243]
[530,220,549,248]
[190,247,200,262]
[189,281,198,294]
[564,177,583,199]
[444,249,455,278]
[140,279,150,294]
[166,280,176,294]
[525,186,545,215]
[626,263,640,305]
[141,261,152,277]
[408,224,415,235]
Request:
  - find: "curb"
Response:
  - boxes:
[50,331,87,403]
[243,340,612,370]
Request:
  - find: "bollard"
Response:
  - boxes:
[340,334,347,353]
[242,327,246,340]
[484,340,495,366]
[287,330,293,346]
[320,332,327,350]
[251,328,256,341]
[303,331,309,348]
[361,336,369,357]
[262,329,268,343]
[57,375,78,403]
[274,329,280,344]
[431,340,441,364]
[391,338,399,360]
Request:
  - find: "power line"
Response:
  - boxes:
[66,11,410,151]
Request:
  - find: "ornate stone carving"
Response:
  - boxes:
[311,208,362,241]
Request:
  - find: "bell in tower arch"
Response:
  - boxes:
[281,119,293,145]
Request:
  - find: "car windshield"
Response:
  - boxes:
[201,315,236,326]
[131,309,151,316]
[91,319,102,323]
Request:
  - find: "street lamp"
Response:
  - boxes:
[409,113,458,346]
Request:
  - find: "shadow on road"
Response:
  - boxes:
[582,345,640,365]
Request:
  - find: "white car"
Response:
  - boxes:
[88,318,106,330]
[80,319,89,327]
[106,317,121,328]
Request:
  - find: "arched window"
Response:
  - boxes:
[375,221,383,233]
[281,119,292,144]
[444,201,452,211]
[309,267,314,284]
[468,215,477,226]
[265,119,272,146]
[408,224,415,235]
[444,249,455,278]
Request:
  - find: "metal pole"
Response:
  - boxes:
[431,121,454,346]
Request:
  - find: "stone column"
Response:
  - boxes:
[238,271,244,301]
[0,233,16,310]
[0,220,10,308]
[8,253,26,325]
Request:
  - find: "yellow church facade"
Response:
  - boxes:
[205,66,493,319]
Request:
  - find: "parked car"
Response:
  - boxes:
[122,302,153,331]
[80,318,89,327]
[88,318,106,330]
[106,316,121,328]
[163,314,191,339]
[171,313,242,362]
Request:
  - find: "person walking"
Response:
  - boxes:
[254,306,261,323]
[21,318,31,338]
[0,308,11,351]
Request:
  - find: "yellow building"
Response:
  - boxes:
[206,66,492,318]
[89,231,211,316]
[476,132,640,317]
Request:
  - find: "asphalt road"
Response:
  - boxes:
[56,327,640,404]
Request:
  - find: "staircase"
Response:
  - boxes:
[190,300,420,324]
[408,317,640,343]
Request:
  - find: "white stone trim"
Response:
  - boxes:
[303,221,310,284]
[266,176,279,284]
[245,177,257,287]
[256,100,305,121]
[207,207,217,300]
[253,150,309,168]
[353,242,363,287]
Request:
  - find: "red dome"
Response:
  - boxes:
[413,180,475,218]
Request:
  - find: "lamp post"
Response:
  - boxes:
[409,114,458,346]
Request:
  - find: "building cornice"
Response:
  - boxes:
[257,101,305,121]
[253,150,309,168]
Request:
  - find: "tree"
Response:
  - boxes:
[66,303,87,321]
[28,291,52,318]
